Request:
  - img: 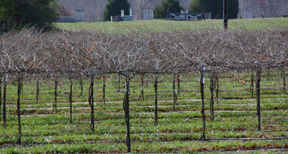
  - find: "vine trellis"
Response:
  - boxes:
[0,28,288,152]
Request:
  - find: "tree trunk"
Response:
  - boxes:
[16,77,22,144]
[89,77,94,133]
[250,70,254,98]
[35,79,39,104]
[256,69,261,131]
[53,78,58,113]
[3,75,7,128]
[173,74,176,111]
[199,70,206,140]
[123,72,131,152]
[154,75,158,126]
[69,79,73,124]
[103,75,106,104]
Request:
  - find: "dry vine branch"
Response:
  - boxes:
[1,27,288,152]
[1,28,288,76]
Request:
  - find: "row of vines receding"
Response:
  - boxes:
[0,27,288,153]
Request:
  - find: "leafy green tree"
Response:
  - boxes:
[189,0,239,19]
[102,0,130,21]
[154,0,184,19]
[0,0,59,32]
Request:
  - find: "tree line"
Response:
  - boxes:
[0,0,59,32]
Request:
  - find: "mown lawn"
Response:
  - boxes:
[54,18,288,33]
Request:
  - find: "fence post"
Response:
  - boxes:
[123,71,131,152]
[140,75,145,101]
[118,74,120,92]
[250,70,254,98]
[3,74,7,128]
[154,75,158,126]
[223,0,228,29]
[16,77,22,144]
[199,67,206,140]
[142,75,144,101]
[256,69,261,131]
[35,79,39,104]
[103,75,106,104]
[79,77,83,97]
[89,76,94,133]
[69,78,73,124]
[210,72,215,121]
[283,67,286,93]
[173,73,176,111]
[177,74,180,96]
[0,74,2,121]
[53,78,58,113]
[267,68,270,81]
[216,72,219,104]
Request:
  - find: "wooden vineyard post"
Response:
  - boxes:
[103,75,106,104]
[256,69,261,131]
[216,73,219,104]
[283,67,286,93]
[177,74,180,96]
[3,74,7,128]
[16,77,22,144]
[122,71,131,152]
[138,74,145,101]
[154,75,158,126]
[79,77,83,97]
[223,0,228,29]
[173,73,177,111]
[250,70,254,98]
[53,78,58,113]
[118,73,120,92]
[20,79,23,94]
[35,79,39,104]
[69,78,73,124]
[199,67,206,140]
[89,76,94,133]
[267,68,270,81]
[142,75,144,101]
[210,72,215,121]
[0,74,2,121]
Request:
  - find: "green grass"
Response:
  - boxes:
[1,70,288,153]
[54,18,288,33]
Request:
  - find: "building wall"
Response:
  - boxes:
[57,0,107,21]
[57,0,288,22]
[57,0,193,21]
[238,0,288,18]
[129,0,193,20]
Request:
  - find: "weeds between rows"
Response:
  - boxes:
[1,70,288,153]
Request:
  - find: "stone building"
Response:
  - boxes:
[57,0,288,22]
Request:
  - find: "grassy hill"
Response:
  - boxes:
[55,18,288,33]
